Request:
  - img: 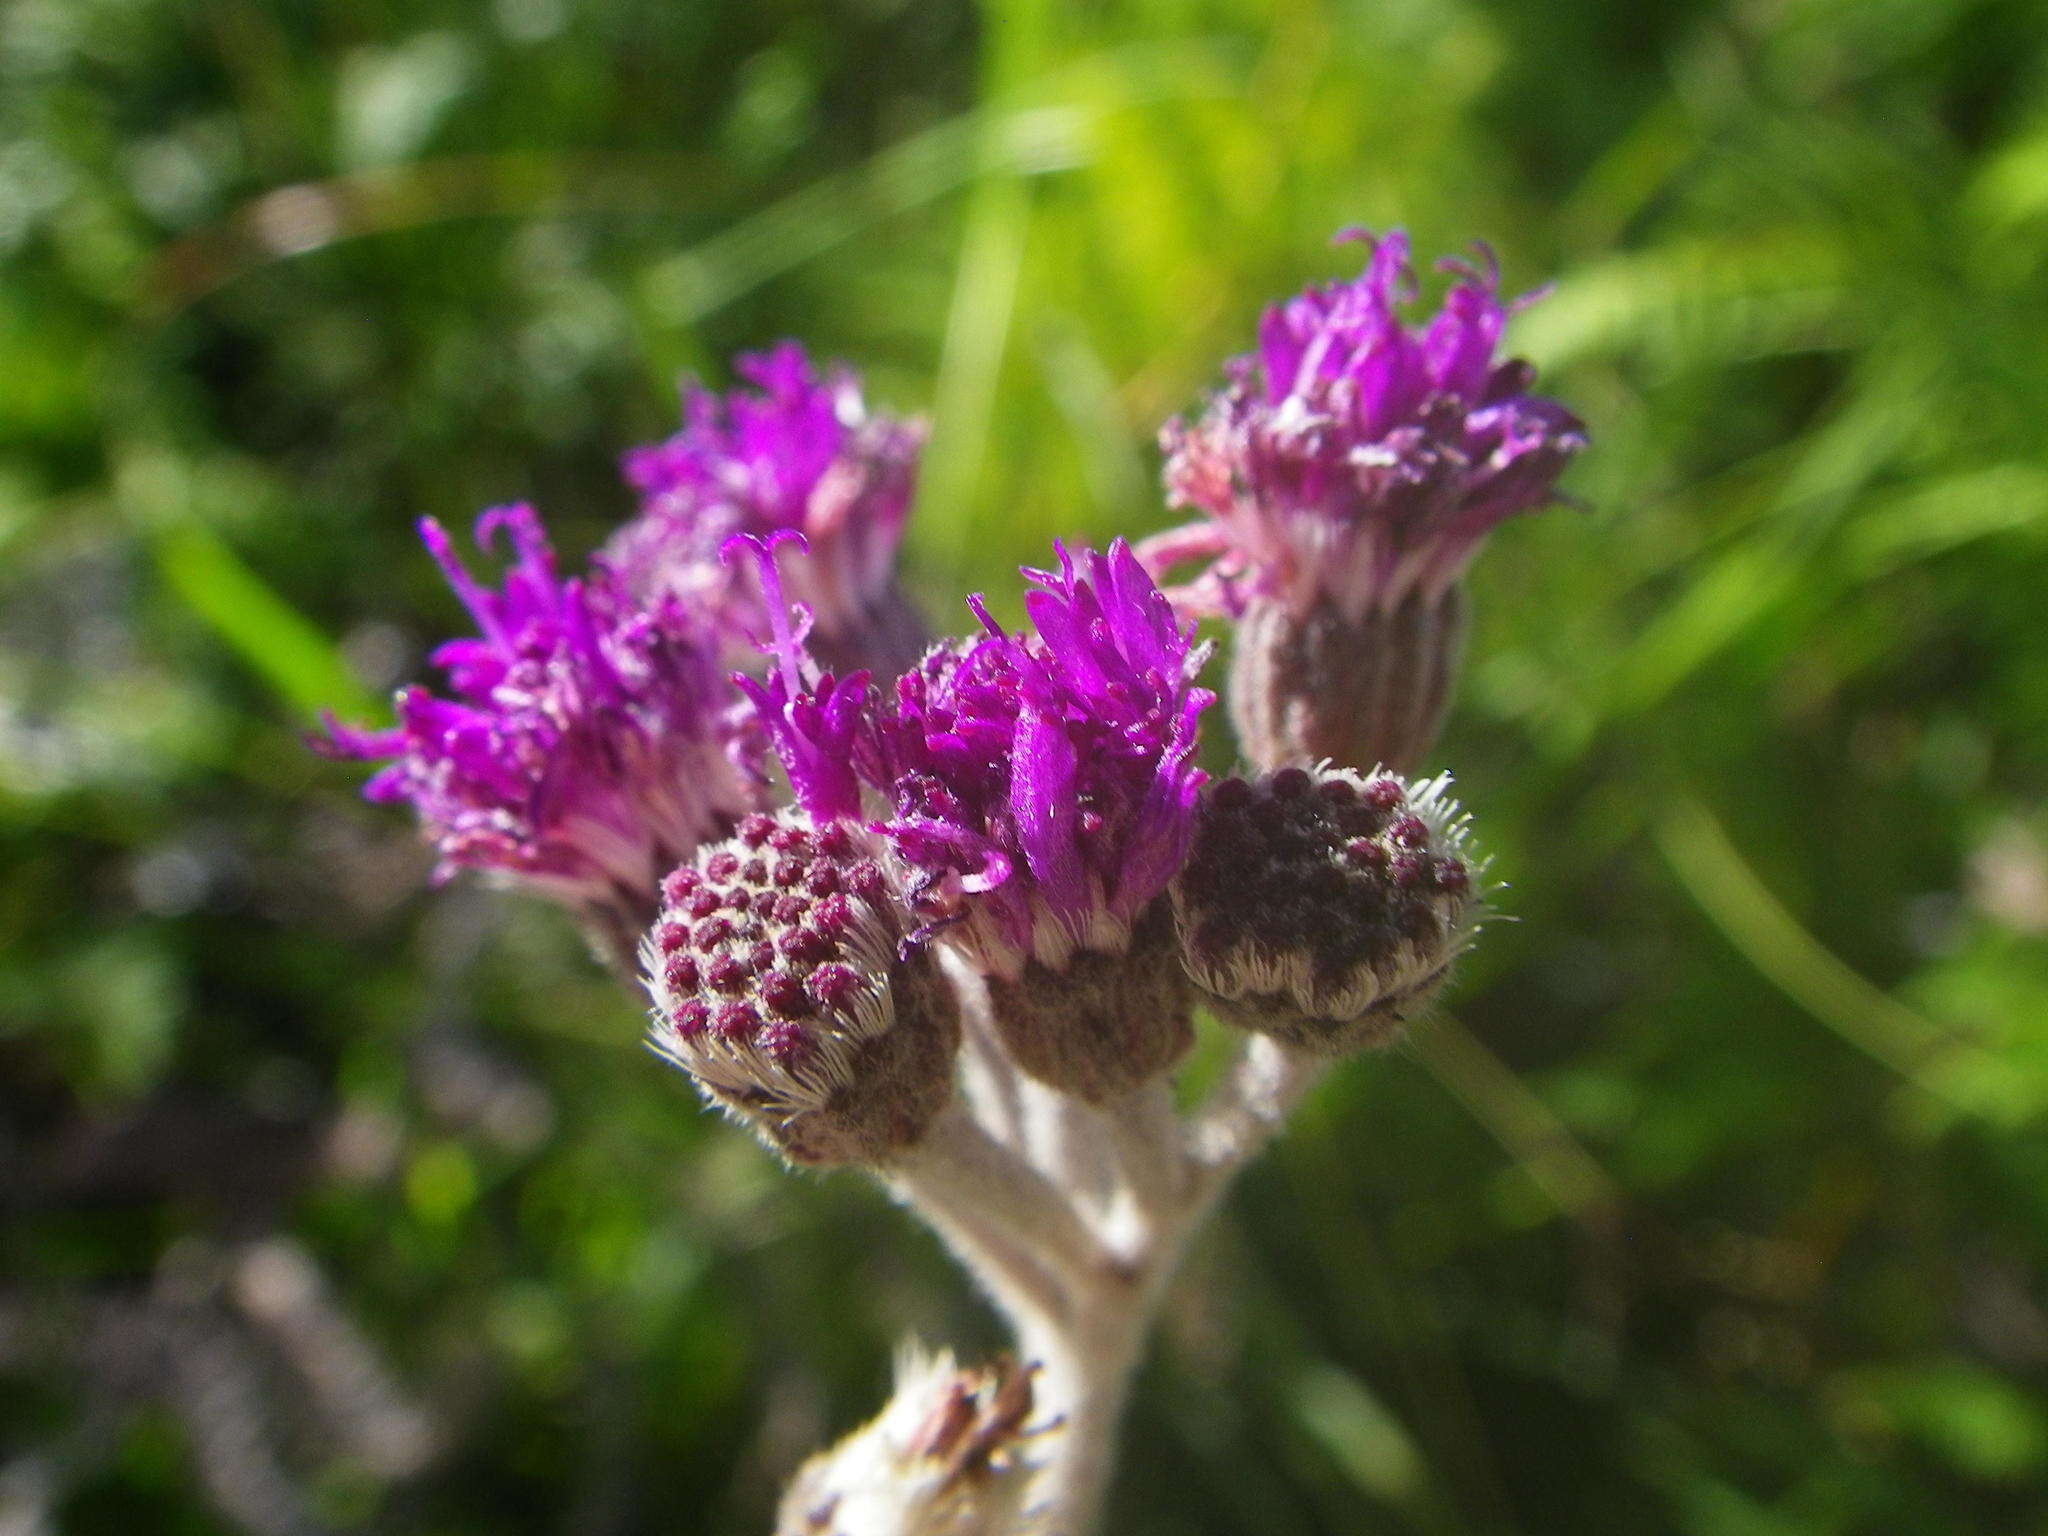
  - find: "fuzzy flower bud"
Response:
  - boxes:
[1142,229,1585,772]
[642,809,959,1165]
[607,342,929,680]
[316,504,762,953]
[777,1347,1040,1536]
[1172,764,1480,1053]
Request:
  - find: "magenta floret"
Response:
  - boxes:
[317,503,762,922]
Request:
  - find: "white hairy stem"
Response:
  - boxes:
[891,1103,1106,1296]
[943,952,1029,1153]
[1103,1081,1187,1238]
[1184,1033,1331,1208]
[1012,1276,1152,1535]
[865,1030,1331,1534]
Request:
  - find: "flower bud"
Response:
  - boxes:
[777,1347,1040,1536]
[1172,765,1480,1053]
[1141,230,1585,774]
[1228,585,1465,775]
[983,898,1193,1105]
[642,810,960,1165]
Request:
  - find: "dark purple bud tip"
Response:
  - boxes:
[685,887,722,919]
[712,1001,759,1043]
[662,867,703,904]
[808,962,861,1008]
[768,825,812,855]
[816,823,855,859]
[777,925,835,964]
[1271,766,1313,799]
[746,941,776,973]
[657,921,691,952]
[738,813,776,848]
[760,1021,814,1067]
[1391,815,1430,848]
[847,862,886,901]
[664,954,700,993]
[1390,852,1431,888]
[772,893,811,925]
[741,857,769,885]
[813,894,856,937]
[707,955,749,994]
[694,916,734,949]
[1345,837,1389,870]
[1317,777,1357,806]
[759,970,814,1018]
[706,851,741,881]
[1212,775,1254,810]
[673,999,711,1039]
[1364,778,1406,812]
[1436,858,1469,894]
[805,864,841,897]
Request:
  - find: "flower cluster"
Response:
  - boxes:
[324,225,1577,1135]
[727,535,1214,1099]
[317,504,762,945]
[1143,229,1586,624]
[320,232,1578,1525]
[607,342,928,678]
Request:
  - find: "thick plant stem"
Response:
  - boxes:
[847,1024,1336,1535]
[1014,1282,1151,1536]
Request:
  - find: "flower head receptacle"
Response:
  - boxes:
[608,342,929,680]
[1143,230,1585,773]
[1172,764,1481,1053]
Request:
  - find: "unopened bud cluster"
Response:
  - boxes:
[642,809,958,1166]
[1173,764,1478,1053]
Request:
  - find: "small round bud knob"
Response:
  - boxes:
[1171,764,1480,1052]
[643,810,960,1165]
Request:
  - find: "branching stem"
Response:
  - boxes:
[869,1030,1329,1534]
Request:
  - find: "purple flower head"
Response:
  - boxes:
[317,504,764,932]
[725,531,871,825]
[604,342,928,672]
[870,540,1215,977]
[1142,229,1587,622]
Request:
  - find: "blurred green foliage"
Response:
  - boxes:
[4,0,2048,1531]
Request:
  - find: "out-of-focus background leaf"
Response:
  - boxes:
[3,1,2046,1531]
